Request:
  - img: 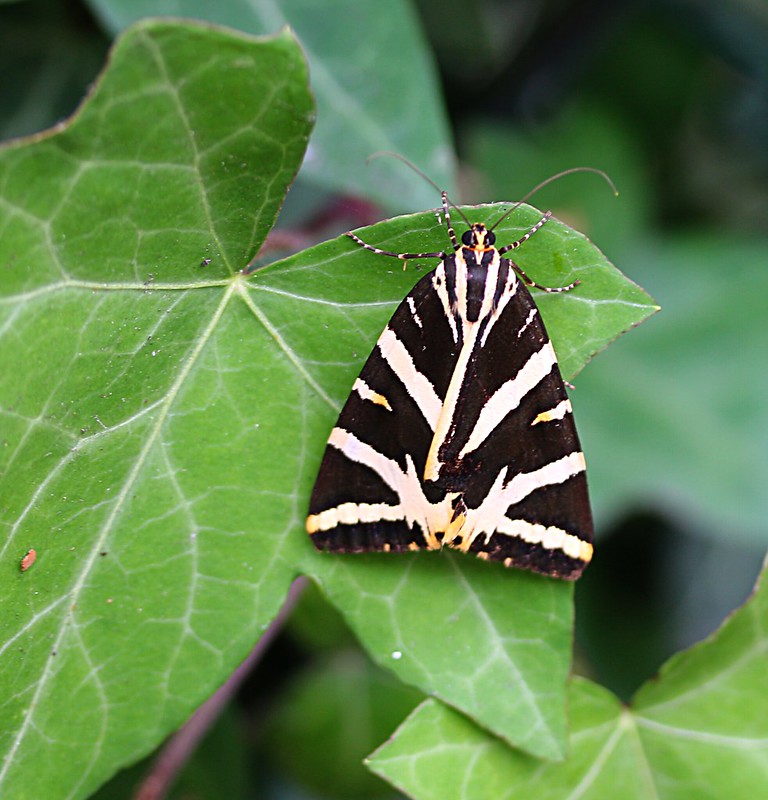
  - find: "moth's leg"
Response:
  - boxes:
[511,261,580,293]
[501,210,578,291]
[346,231,444,262]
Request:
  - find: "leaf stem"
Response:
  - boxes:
[132,576,309,800]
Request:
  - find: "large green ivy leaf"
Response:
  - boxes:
[252,202,655,763]
[368,556,768,798]
[0,17,655,800]
[85,0,456,210]
[0,19,314,800]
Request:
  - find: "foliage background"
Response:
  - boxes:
[1,0,767,798]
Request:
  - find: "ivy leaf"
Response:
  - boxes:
[256,203,656,761]
[368,556,768,799]
[86,0,456,209]
[0,19,313,800]
[0,17,656,800]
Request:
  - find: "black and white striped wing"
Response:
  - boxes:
[307,269,456,554]
[306,257,593,580]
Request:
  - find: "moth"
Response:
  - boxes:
[306,191,594,579]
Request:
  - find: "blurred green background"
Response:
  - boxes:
[2,0,766,797]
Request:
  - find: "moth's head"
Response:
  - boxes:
[461,223,496,250]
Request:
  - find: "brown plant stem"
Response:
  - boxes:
[133,576,309,800]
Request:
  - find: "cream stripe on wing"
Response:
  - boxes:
[424,322,481,482]
[377,327,442,431]
[499,451,586,508]
[495,519,593,561]
[308,500,408,533]
[306,427,456,545]
[353,378,392,411]
[516,306,537,340]
[531,398,572,426]
[432,261,458,343]
[326,427,404,492]
[458,341,558,459]
[407,295,423,329]
[447,453,587,552]
[480,267,518,347]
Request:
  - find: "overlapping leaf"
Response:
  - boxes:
[369,557,768,799]
[86,0,456,210]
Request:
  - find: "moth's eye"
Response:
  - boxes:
[461,230,473,246]
[485,231,496,246]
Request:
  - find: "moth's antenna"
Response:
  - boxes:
[366,151,443,194]
[489,167,618,232]
[366,151,472,228]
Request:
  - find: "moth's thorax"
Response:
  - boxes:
[439,246,516,327]
[460,247,497,267]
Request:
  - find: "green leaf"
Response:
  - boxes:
[85,0,456,210]
[0,19,313,799]
[253,204,655,760]
[0,16,656,799]
[368,684,643,800]
[368,556,768,799]
[307,549,577,761]
[632,555,768,797]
